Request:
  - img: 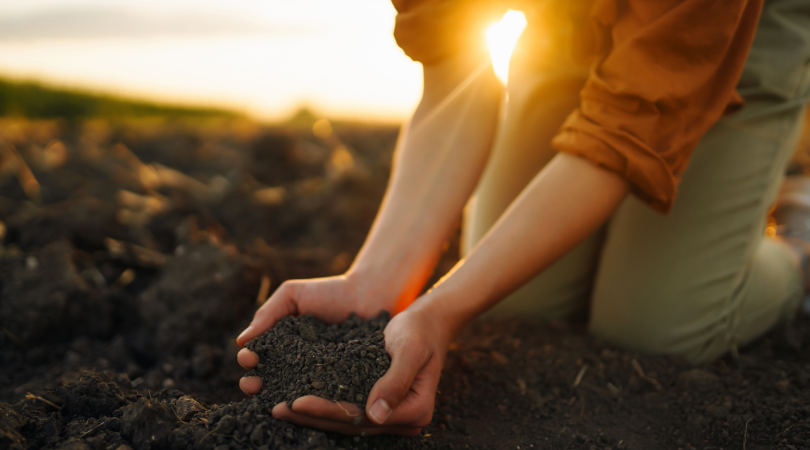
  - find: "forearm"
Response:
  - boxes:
[349,53,503,311]
[416,153,630,339]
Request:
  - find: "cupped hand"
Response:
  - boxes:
[270,306,451,435]
[236,274,398,395]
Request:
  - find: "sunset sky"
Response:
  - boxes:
[0,0,425,122]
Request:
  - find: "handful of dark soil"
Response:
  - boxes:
[245,311,392,409]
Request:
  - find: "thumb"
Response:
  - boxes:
[365,342,429,425]
[236,282,299,347]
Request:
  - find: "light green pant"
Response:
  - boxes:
[462,0,810,363]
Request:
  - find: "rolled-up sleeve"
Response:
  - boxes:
[551,0,763,213]
[392,0,508,65]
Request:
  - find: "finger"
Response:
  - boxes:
[381,358,440,427]
[272,403,422,436]
[366,340,430,425]
[289,396,365,425]
[239,376,262,396]
[237,348,259,370]
[290,395,429,428]
[236,282,299,346]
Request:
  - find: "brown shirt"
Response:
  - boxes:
[393,0,764,213]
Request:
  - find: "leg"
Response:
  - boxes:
[462,25,596,319]
[589,0,810,363]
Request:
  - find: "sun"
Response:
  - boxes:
[486,10,528,85]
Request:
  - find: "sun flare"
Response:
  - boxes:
[486,10,528,85]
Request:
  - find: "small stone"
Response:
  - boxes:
[175,395,205,421]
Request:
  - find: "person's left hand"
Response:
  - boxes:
[270,305,451,435]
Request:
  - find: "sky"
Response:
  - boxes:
[0,0,425,122]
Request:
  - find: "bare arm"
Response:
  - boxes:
[236,51,501,347]
[240,39,629,436]
[347,154,630,431]
[417,152,629,337]
[348,52,504,311]
[273,149,630,435]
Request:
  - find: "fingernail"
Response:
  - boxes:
[237,326,253,344]
[368,399,392,424]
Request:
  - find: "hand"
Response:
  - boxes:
[236,274,397,394]
[271,305,451,435]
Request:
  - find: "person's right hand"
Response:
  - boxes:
[270,303,450,435]
[235,274,396,395]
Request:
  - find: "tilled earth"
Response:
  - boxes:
[1,116,810,450]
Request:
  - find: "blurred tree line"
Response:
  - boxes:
[0,78,239,120]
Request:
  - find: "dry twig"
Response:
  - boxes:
[0,137,40,201]
[256,275,271,305]
[572,365,589,388]
[80,420,107,438]
[104,237,167,268]
[199,430,215,443]
[743,418,752,450]
[776,423,794,437]
[171,407,187,424]
[25,392,60,410]
[631,359,665,393]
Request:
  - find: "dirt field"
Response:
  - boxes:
[1,116,809,450]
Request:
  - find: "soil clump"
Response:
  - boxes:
[245,312,391,408]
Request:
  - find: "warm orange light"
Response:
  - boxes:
[486,10,527,85]
[312,119,333,139]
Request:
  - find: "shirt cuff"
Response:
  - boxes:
[551,109,678,214]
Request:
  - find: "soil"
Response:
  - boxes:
[245,312,391,409]
[1,115,810,450]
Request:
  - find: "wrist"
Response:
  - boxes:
[344,262,421,314]
[409,288,472,347]
[347,251,437,314]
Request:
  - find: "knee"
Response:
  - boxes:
[587,294,721,365]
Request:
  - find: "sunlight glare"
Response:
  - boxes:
[486,10,527,85]
[0,1,423,122]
